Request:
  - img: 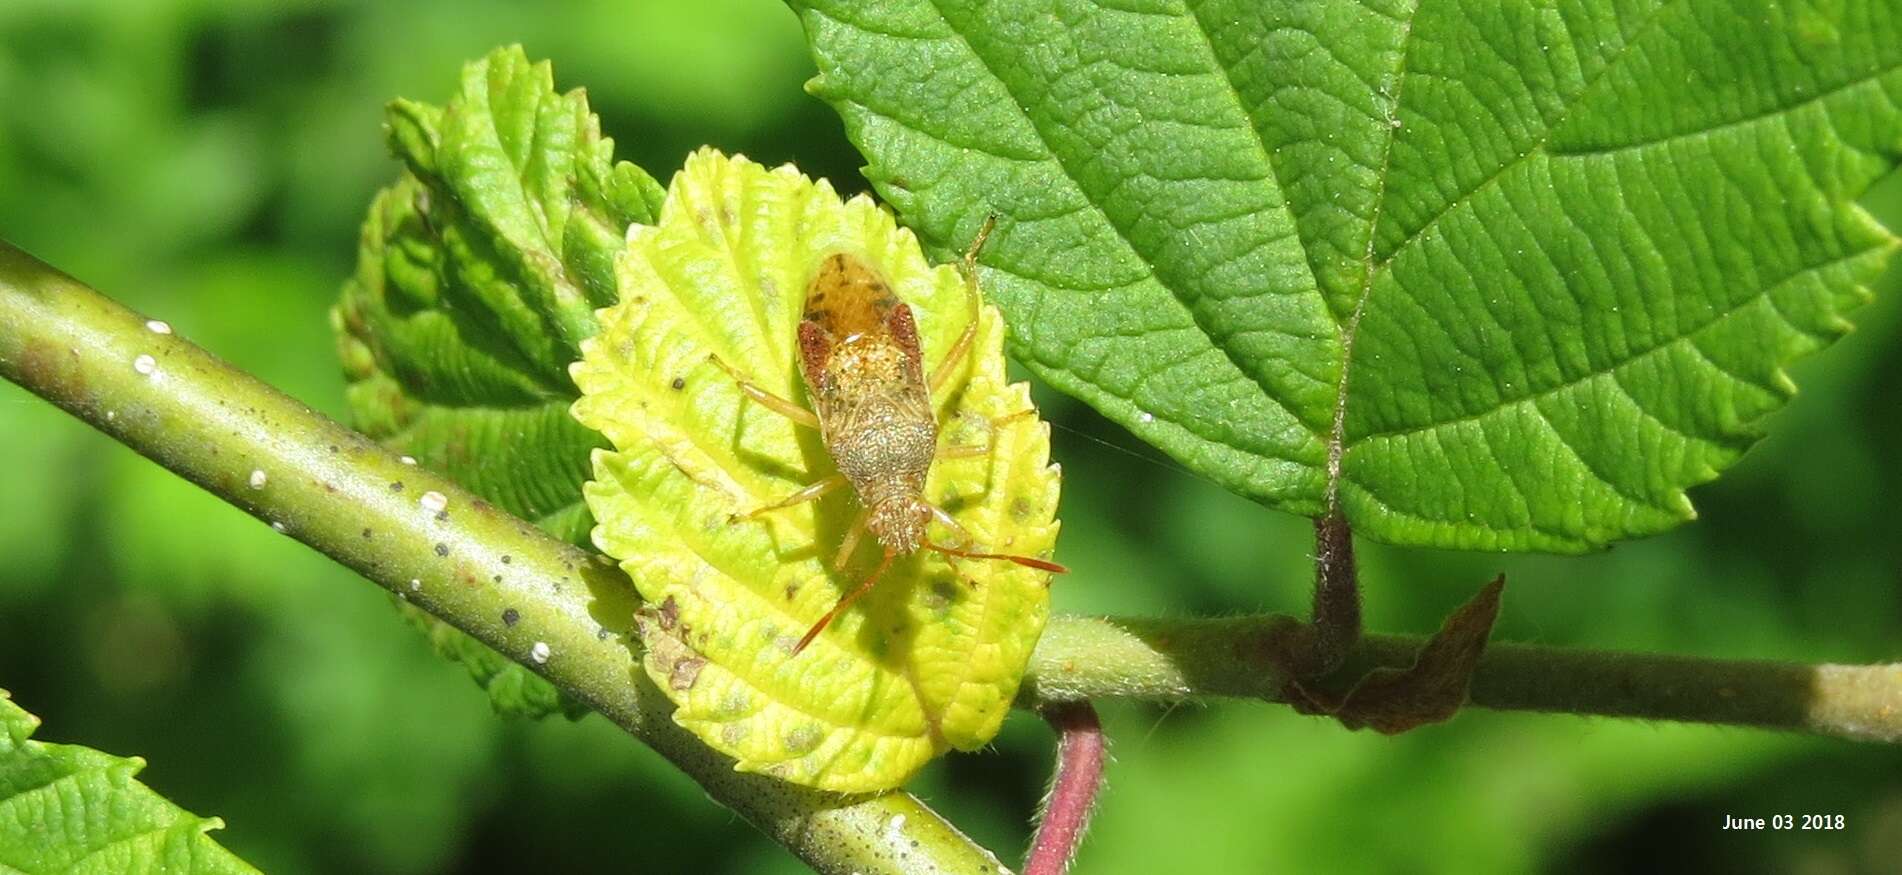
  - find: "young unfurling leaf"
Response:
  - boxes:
[335,45,661,719]
[572,149,1061,792]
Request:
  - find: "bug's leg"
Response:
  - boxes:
[924,273,977,395]
[833,507,872,570]
[794,547,897,655]
[927,503,976,548]
[991,408,1035,427]
[936,443,990,461]
[923,502,1068,575]
[707,353,820,429]
[734,474,846,521]
[929,215,997,396]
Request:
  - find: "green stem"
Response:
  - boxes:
[1026,615,1902,743]
[0,241,1005,875]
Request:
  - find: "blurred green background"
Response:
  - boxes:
[2,2,1899,873]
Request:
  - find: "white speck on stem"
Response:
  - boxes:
[530,641,551,664]
[145,319,172,335]
[132,354,157,376]
[399,455,417,466]
[248,469,268,489]
[1137,411,1155,424]
[408,578,422,592]
[270,521,287,533]
[419,491,448,513]
[885,814,907,840]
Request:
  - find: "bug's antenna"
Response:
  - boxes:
[793,548,900,655]
[926,541,1067,574]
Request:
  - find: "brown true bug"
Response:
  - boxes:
[709,217,1066,655]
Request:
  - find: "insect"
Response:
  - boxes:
[710,218,1067,655]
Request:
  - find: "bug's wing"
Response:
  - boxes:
[796,320,833,398]
[884,302,925,381]
[803,253,898,343]
[881,303,934,421]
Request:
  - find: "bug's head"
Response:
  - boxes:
[865,496,930,555]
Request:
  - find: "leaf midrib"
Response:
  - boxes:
[919,0,1327,442]
[1331,0,1684,490]
[1325,1,1419,510]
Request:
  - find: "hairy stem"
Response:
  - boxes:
[1025,615,1902,743]
[0,241,1005,875]
[1025,703,1107,875]
[1307,510,1361,677]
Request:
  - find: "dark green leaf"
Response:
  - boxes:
[791,0,1902,551]
[334,45,662,716]
[0,690,259,874]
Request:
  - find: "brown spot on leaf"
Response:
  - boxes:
[638,601,711,696]
[783,725,822,754]
[669,656,706,691]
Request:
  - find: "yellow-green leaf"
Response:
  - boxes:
[571,149,1061,792]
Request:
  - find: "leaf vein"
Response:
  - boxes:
[1180,0,1330,305]
[1547,62,1902,158]
[1370,0,1683,275]
[918,0,1317,439]
[1347,246,1878,448]
[1523,398,1665,512]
